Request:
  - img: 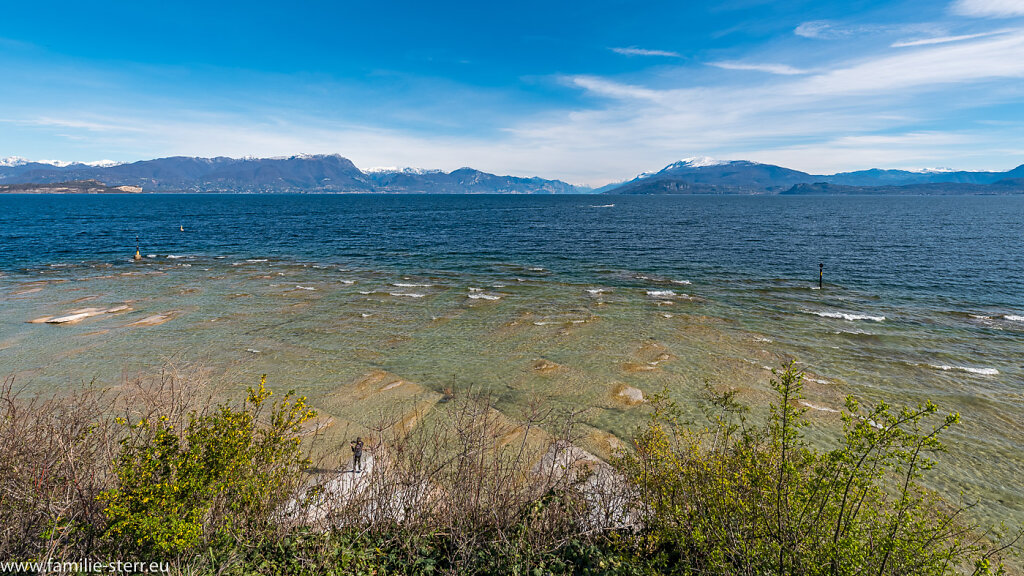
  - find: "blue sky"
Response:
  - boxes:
[2,0,1024,185]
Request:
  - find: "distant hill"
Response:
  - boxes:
[0,155,583,194]
[825,165,1024,186]
[0,180,143,194]
[611,157,813,195]
[366,166,579,194]
[783,180,1024,195]
[603,157,1024,195]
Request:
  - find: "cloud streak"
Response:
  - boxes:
[891,30,1008,47]
[610,47,683,58]
[709,61,809,75]
[951,0,1024,18]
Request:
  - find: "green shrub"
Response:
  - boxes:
[98,376,315,559]
[615,362,1011,575]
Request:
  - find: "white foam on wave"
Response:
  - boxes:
[340,280,356,285]
[533,319,587,326]
[800,401,839,414]
[166,255,188,260]
[528,267,545,272]
[390,292,425,298]
[671,279,691,285]
[646,290,676,298]
[1004,314,1024,322]
[590,204,615,208]
[803,309,885,322]
[392,282,433,287]
[358,290,374,295]
[468,292,501,301]
[295,285,316,291]
[928,364,999,376]
[245,259,268,263]
[586,288,609,295]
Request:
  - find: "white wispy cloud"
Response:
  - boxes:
[794,21,848,39]
[892,30,1008,47]
[709,61,809,75]
[610,47,683,58]
[797,31,1024,94]
[567,76,665,101]
[951,0,1024,18]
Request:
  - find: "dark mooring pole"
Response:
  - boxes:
[819,262,823,289]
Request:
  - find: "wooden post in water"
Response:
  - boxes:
[819,262,823,289]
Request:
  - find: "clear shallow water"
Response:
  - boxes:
[1,194,1022,526]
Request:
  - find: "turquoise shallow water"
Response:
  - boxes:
[1,193,1022,526]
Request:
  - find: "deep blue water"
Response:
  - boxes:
[2,194,1022,310]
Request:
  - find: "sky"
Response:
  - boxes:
[2,0,1024,185]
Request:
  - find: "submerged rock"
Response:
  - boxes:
[614,384,645,405]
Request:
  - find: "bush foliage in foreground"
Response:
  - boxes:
[0,365,1017,575]
[617,364,1010,575]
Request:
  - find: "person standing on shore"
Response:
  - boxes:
[351,437,364,473]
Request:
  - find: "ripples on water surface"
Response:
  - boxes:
[1,194,1022,526]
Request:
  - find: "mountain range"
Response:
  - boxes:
[0,155,579,194]
[2,154,1023,195]
[608,157,1024,195]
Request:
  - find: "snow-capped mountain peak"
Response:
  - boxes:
[667,156,730,169]
[0,157,125,168]
[0,156,30,167]
[636,156,732,179]
[365,166,444,175]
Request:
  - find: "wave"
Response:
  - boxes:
[166,255,188,260]
[468,293,501,300]
[389,292,425,298]
[928,364,999,376]
[392,282,434,287]
[245,259,268,263]
[803,309,885,322]
[646,290,677,298]
[1004,314,1024,322]
[800,401,839,414]
[339,280,356,285]
[533,319,587,326]
[671,279,691,285]
[590,204,615,208]
[295,285,316,291]
[586,288,609,295]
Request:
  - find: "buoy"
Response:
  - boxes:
[180,224,184,232]
[819,262,823,289]
[134,235,142,261]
